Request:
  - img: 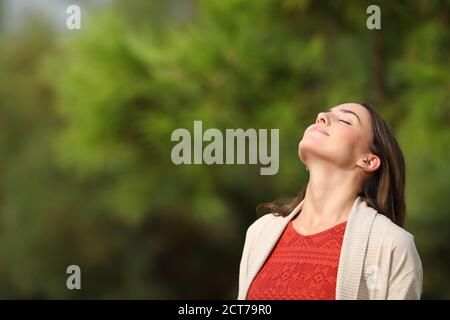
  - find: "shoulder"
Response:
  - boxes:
[245,213,283,237]
[370,213,422,271]
[371,214,415,248]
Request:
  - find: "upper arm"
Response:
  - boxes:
[237,214,272,299]
[238,226,253,299]
[387,227,423,300]
[387,266,423,299]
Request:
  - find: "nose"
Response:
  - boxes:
[316,112,330,125]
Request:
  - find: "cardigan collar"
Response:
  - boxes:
[243,195,377,300]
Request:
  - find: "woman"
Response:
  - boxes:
[238,102,422,300]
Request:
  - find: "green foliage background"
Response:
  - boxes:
[0,0,448,298]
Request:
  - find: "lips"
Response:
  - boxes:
[308,125,330,136]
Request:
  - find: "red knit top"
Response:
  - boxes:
[246,219,347,300]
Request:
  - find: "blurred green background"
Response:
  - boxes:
[0,0,448,299]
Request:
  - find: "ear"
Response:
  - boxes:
[356,154,381,173]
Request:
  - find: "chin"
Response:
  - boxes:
[298,139,332,164]
[298,140,309,163]
[298,137,315,154]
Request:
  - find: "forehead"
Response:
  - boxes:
[331,103,371,124]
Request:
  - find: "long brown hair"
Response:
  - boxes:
[257,102,406,227]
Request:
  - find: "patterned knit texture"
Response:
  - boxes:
[246,220,347,300]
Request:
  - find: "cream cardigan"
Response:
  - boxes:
[238,196,423,300]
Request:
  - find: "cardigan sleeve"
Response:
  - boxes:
[387,266,423,299]
[386,227,423,300]
[237,225,254,299]
[237,214,272,299]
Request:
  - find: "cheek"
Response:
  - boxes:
[330,129,362,158]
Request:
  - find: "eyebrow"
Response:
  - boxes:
[329,108,361,124]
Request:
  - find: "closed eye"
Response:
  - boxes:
[339,119,351,125]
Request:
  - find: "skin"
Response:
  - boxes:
[293,103,381,236]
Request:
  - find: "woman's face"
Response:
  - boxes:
[298,103,376,170]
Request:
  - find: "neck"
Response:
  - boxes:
[299,162,360,227]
